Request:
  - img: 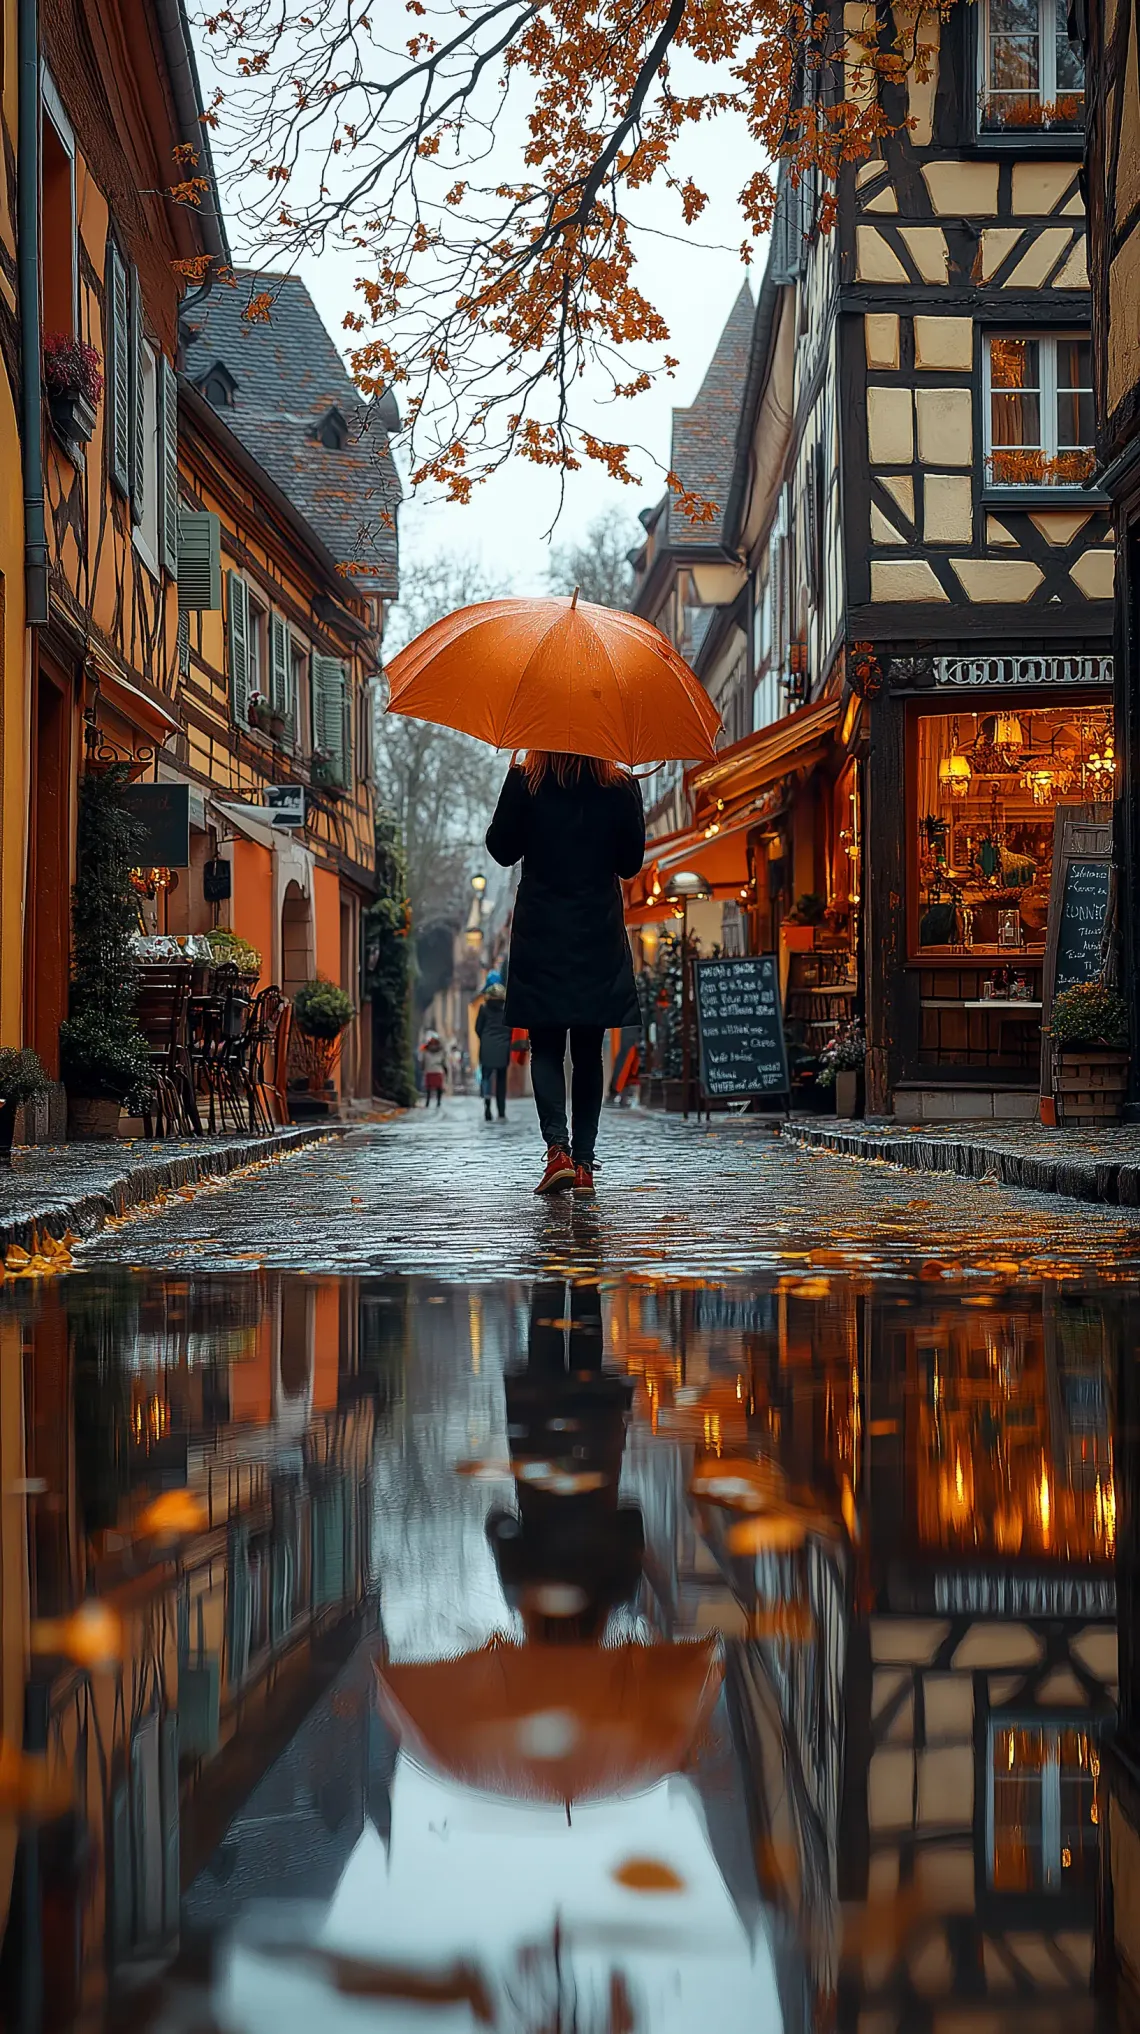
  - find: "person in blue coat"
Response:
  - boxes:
[474,973,512,1122]
[486,751,645,1197]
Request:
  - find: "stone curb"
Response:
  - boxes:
[779,1120,1140,1207]
[0,1125,342,1257]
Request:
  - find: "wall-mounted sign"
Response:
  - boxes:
[120,782,191,867]
[935,655,1113,689]
[266,785,306,828]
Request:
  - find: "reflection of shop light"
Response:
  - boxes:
[1023,767,1056,805]
[994,713,1024,753]
[1038,1460,1052,1543]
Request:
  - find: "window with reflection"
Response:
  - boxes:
[989,1723,1100,1892]
[985,334,1094,489]
[980,0,1085,131]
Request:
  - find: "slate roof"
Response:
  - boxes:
[183,270,401,598]
[664,281,755,549]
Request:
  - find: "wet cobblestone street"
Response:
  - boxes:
[81,1097,1140,1283]
[1,1096,1135,2033]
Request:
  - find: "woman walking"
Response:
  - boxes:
[486,752,645,1196]
[475,972,511,1122]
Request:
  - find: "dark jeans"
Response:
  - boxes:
[529,1025,605,1166]
[481,1066,507,1116]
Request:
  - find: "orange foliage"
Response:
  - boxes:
[200,0,959,506]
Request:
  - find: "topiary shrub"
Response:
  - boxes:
[0,1047,51,1107]
[1051,981,1129,1050]
[59,767,154,1107]
[293,978,356,1039]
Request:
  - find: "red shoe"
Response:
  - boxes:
[572,1162,595,1198]
[534,1146,574,1195]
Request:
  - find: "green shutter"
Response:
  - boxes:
[228,572,250,728]
[269,613,290,729]
[312,655,348,787]
[159,356,179,576]
[107,242,130,496]
[177,510,221,610]
[129,266,145,525]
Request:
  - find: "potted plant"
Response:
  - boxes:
[310,748,344,792]
[817,1019,867,1119]
[0,1048,51,1166]
[206,929,262,980]
[291,977,356,1106]
[1051,981,1130,1125]
[248,693,287,742]
[43,333,104,449]
[59,767,154,1139]
[782,893,827,953]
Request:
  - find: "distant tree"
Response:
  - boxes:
[547,508,640,612]
[376,551,506,941]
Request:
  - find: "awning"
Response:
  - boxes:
[89,659,182,743]
[626,809,759,923]
[686,696,842,820]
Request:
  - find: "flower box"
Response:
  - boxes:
[48,388,98,449]
[1053,1050,1129,1125]
[248,696,287,741]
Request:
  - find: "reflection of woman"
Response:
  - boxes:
[486,753,645,1199]
[486,1280,644,1644]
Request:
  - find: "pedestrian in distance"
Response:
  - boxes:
[420,1032,447,1107]
[475,972,511,1122]
[486,751,645,1198]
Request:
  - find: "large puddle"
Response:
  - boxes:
[0,1261,1124,2030]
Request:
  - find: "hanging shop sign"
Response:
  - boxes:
[266,785,307,828]
[694,955,791,1105]
[1039,802,1114,1119]
[120,783,191,868]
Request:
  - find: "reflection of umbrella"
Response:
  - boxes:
[384,597,722,767]
[376,1641,723,1806]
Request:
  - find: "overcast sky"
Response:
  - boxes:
[191,24,759,602]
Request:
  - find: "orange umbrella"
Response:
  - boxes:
[384,596,722,767]
[376,1640,723,1805]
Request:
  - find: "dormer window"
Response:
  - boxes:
[198,361,237,410]
[313,405,348,450]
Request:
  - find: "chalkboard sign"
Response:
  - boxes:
[1039,802,1114,1119]
[1053,860,1111,994]
[694,955,790,1102]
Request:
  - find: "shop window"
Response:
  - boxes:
[988,1722,1100,1893]
[41,83,76,336]
[915,704,1114,957]
[984,334,1094,488]
[979,0,1084,132]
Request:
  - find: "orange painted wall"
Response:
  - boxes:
[231,840,275,989]
[312,865,342,985]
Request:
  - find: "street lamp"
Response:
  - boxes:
[471,871,487,894]
[664,869,711,1118]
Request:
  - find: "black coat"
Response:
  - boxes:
[475,992,512,1070]
[486,766,645,1030]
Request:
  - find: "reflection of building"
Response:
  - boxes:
[2,1272,384,2025]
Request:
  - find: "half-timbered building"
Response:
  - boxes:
[173,272,400,1101]
[21,0,222,1106]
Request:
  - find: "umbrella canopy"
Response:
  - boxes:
[384,597,723,768]
[376,1640,724,1806]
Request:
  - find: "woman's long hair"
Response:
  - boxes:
[521,751,625,792]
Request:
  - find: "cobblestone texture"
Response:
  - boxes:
[0,1125,335,1255]
[82,1095,1140,1283]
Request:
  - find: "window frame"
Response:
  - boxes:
[985,1716,1101,1899]
[975,0,1085,141]
[982,329,1095,495]
[40,70,77,339]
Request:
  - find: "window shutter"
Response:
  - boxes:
[269,614,289,721]
[341,671,353,789]
[177,511,221,610]
[129,266,145,524]
[313,656,349,786]
[107,242,130,495]
[228,572,250,728]
[159,356,178,575]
